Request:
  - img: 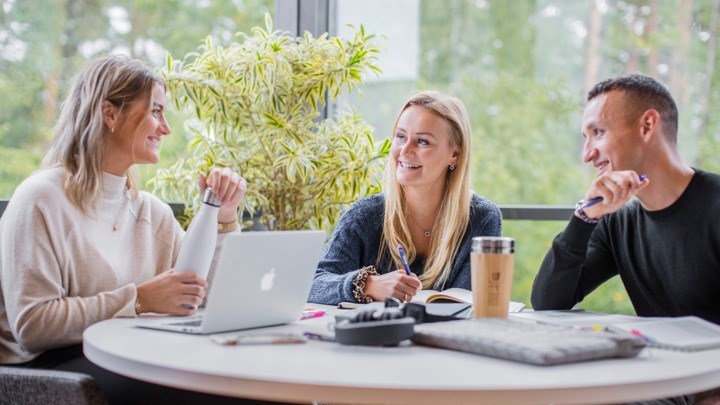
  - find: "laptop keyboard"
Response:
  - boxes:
[412,318,645,366]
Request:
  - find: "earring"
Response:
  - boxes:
[449,164,456,171]
[110,127,115,134]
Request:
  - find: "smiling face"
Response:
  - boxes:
[581,90,643,177]
[391,105,458,194]
[105,84,171,175]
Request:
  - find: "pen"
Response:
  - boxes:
[301,308,326,320]
[303,331,336,342]
[630,328,655,343]
[397,244,412,275]
[337,301,364,309]
[582,174,648,209]
[210,333,306,346]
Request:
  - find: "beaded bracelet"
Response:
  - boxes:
[575,200,600,224]
[352,266,379,304]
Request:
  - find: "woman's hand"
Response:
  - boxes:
[365,269,422,302]
[136,271,208,316]
[198,167,247,223]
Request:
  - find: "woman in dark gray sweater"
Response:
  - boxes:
[309,91,502,305]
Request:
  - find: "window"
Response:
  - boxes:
[2,0,718,313]
[329,0,720,313]
[0,0,275,197]
[331,0,720,205]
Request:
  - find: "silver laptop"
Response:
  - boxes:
[138,230,326,334]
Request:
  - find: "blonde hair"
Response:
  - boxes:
[379,91,473,289]
[41,54,164,214]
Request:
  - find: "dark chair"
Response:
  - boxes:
[0,366,108,405]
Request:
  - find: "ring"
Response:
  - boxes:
[404,293,409,302]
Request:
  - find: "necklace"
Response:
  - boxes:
[409,215,432,238]
[112,188,129,232]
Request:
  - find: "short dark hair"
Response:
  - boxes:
[587,73,678,141]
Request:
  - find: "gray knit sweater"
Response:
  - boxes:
[308,193,502,305]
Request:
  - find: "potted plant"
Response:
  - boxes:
[152,14,389,230]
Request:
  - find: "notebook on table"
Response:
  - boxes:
[513,311,720,352]
[607,316,720,351]
[138,230,326,335]
[412,287,526,313]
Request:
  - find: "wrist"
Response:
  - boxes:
[217,212,238,223]
[217,219,239,233]
[217,206,239,224]
[352,266,378,303]
[575,200,600,224]
[134,294,144,315]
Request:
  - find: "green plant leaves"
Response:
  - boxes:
[153,13,386,230]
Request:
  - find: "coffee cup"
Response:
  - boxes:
[470,237,515,318]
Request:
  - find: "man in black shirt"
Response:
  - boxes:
[531,74,719,402]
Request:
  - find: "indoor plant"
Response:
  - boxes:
[152,14,389,230]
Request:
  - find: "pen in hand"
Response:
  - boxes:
[397,244,412,276]
[582,174,648,209]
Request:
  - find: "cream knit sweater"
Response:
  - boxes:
[0,168,233,364]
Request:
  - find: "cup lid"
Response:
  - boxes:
[472,237,514,253]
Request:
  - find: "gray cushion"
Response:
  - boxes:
[0,366,107,405]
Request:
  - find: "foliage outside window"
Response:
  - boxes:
[332,0,720,314]
[0,0,275,197]
[2,0,719,314]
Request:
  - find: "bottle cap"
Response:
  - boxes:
[202,188,221,207]
[472,237,514,254]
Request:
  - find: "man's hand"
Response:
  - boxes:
[581,171,649,219]
[365,269,422,302]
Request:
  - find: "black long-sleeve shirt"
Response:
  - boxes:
[532,169,720,324]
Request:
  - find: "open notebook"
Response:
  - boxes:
[411,287,526,313]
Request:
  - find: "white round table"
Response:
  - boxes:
[83,305,720,404]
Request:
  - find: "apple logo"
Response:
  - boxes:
[260,268,276,292]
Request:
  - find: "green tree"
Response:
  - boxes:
[0,0,273,197]
[410,0,720,313]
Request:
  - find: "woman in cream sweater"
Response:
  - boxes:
[0,55,259,403]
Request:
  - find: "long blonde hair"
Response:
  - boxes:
[380,91,473,289]
[41,55,164,213]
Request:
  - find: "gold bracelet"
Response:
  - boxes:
[217,220,239,233]
[134,298,143,315]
